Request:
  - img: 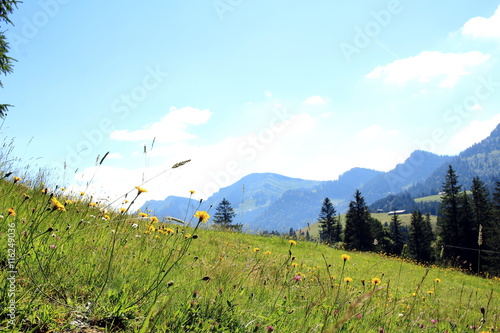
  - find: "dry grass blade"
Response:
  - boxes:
[325,285,384,332]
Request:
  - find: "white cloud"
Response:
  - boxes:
[462,5,500,40]
[303,95,327,105]
[365,51,490,88]
[106,152,123,160]
[110,107,212,143]
[449,115,500,153]
[356,125,399,140]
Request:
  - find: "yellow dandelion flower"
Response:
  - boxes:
[193,211,210,223]
[434,278,441,283]
[289,240,297,245]
[427,290,434,294]
[135,186,147,194]
[89,202,97,207]
[148,225,155,232]
[150,216,159,223]
[254,248,260,252]
[65,199,73,205]
[291,262,299,267]
[80,192,85,196]
[22,193,30,200]
[341,254,350,261]
[372,278,381,285]
[124,200,129,203]
[60,187,66,191]
[13,176,20,183]
[104,215,110,220]
[189,190,195,194]
[120,208,126,213]
[264,251,271,255]
[139,212,149,218]
[8,208,16,216]
[165,228,174,234]
[344,277,352,283]
[51,198,66,212]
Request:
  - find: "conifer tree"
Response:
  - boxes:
[471,177,494,273]
[388,212,404,255]
[0,0,20,117]
[213,198,238,230]
[344,190,373,251]
[409,210,434,263]
[437,165,462,262]
[318,197,340,245]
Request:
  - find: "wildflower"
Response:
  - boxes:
[372,277,382,285]
[254,248,260,252]
[434,278,441,283]
[41,188,48,194]
[193,211,210,223]
[293,275,301,282]
[344,277,352,283]
[139,212,149,218]
[427,290,434,294]
[135,186,147,194]
[51,198,66,211]
[341,254,350,261]
[13,176,20,183]
[265,326,274,332]
[291,262,299,267]
[80,192,85,196]
[89,202,97,207]
[103,215,110,220]
[148,225,155,232]
[65,199,73,205]
[150,216,159,223]
[22,193,30,200]
[50,244,56,249]
[120,208,126,213]
[289,240,296,245]
[379,327,385,333]
[430,319,437,324]
[60,187,66,191]
[131,223,138,228]
[165,228,174,234]
[189,190,195,194]
[264,251,271,255]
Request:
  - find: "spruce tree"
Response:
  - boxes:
[437,165,462,262]
[318,197,339,245]
[457,190,475,270]
[471,177,494,274]
[388,213,404,255]
[0,0,19,117]
[213,198,237,230]
[487,181,500,275]
[344,190,373,251]
[409,210,434,263]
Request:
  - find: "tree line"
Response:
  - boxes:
[318,165,500,276]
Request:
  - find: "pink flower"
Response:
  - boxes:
[265,325,274,332]
[293,275,301,281]
[50,244,56,249]
[430,319,437,324]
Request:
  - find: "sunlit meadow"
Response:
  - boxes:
[1,165,500,332]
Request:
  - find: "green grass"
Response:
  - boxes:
[414,194,443,203]
[1,175,500,332]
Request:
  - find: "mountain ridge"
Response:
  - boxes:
[142,123,500,232]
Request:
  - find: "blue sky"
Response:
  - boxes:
[2,0,500,206]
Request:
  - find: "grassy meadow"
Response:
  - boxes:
[1,174,500,332]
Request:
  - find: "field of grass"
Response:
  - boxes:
[414,195,443,203]
[1,175,500,332]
